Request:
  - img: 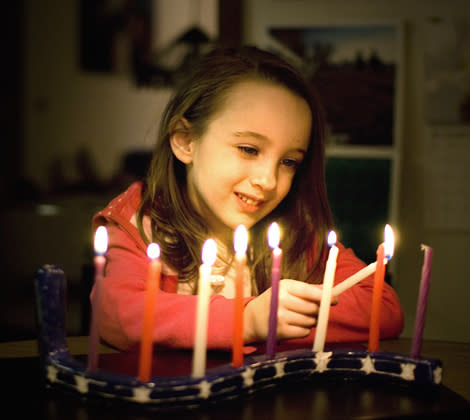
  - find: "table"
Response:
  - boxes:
[1,337,469,419]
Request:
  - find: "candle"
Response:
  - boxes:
[313,231,339,352]
[368,224,395,353]
[138,243,161,382]
[233,225,248,367]
[87,226,108,371]
[192,239,217,377]
[266,222,282,359]
[332,262,377,296]
[410,244,433,358]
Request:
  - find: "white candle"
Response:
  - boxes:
[332,225,394,296]
[192,239,217,377]
[331,262,377,296]
[313,231,338,352]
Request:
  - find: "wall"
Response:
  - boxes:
[23,0,217,189]
[6,0,217,339]
[244,0,470,343]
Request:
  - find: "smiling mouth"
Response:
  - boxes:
[235,192,264,207]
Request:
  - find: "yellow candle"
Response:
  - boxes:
[313,231,338,352]
[192,239,217,377]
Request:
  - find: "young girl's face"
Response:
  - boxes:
[182,80,312,241]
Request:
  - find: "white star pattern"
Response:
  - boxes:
[314,351,332,373]
[133,386,152,403]
[241,367,255,387]
[46,365,58,383]
[361,355,375,374]
[198,380,211,399]
[274,361,286,378]
[74,375,89,393]
[400,363,416,381]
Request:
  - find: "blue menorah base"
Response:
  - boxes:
[35,265,442,411]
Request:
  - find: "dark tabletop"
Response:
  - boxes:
[3,351,470,420]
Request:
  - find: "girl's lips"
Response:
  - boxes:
[235,192,264,212]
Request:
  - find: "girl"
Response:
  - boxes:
[92,46,403,351]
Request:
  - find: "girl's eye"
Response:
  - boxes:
[281,158,300,170]
[238,145,258,156]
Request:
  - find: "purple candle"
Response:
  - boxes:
[410,244,433,358]
[266,222,282,359]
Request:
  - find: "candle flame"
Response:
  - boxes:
[234,225,248,255]
[384,224,395,260]
[94,226,108,255]
[327,230,337,247]
[202,239,217,266]
[267,222,280,249]
[147,242,160,260]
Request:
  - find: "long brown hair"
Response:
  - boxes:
[137,46,333,293]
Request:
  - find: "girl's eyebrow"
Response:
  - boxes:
[233,130,307,156]
[233,130,268,141]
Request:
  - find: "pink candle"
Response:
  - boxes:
[138,243,161,382]
[87,226,108,371]
[266,222,282,359]
[368,224,394,353]
[410,244,433,358]
[233,225,248,367]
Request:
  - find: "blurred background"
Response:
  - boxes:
[1,0,469,344]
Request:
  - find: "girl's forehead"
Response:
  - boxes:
[218,79,310,117]
[209,80,312,150]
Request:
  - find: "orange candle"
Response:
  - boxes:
[368,224,394,352]
[232,225,248,367]
[138,243,161,382]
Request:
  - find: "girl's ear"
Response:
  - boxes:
[169,118,194,164]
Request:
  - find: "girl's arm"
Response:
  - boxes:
[93,223,252,350]
[243,243,403,345]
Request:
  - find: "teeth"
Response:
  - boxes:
[237,193,261,206]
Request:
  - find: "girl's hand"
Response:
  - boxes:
[243,279,337,343]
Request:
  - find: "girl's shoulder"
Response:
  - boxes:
[93,182,144,229]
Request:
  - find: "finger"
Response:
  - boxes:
[278,323,312,340]
[280,308,317,329]
[282,293,320,316]
[281,279,324,301]
[281,279,338,306]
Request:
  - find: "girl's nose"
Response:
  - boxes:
[250,163,277,191]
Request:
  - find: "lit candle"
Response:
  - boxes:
[410,244,433,358]
[332,262,377,296]
[266,222,282,359]
[233,225,248,367]
[368,224,395,352]
[87,225,108,371]
[313,231,339,352]
[192,239,217,377]
[138,243,161,382]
